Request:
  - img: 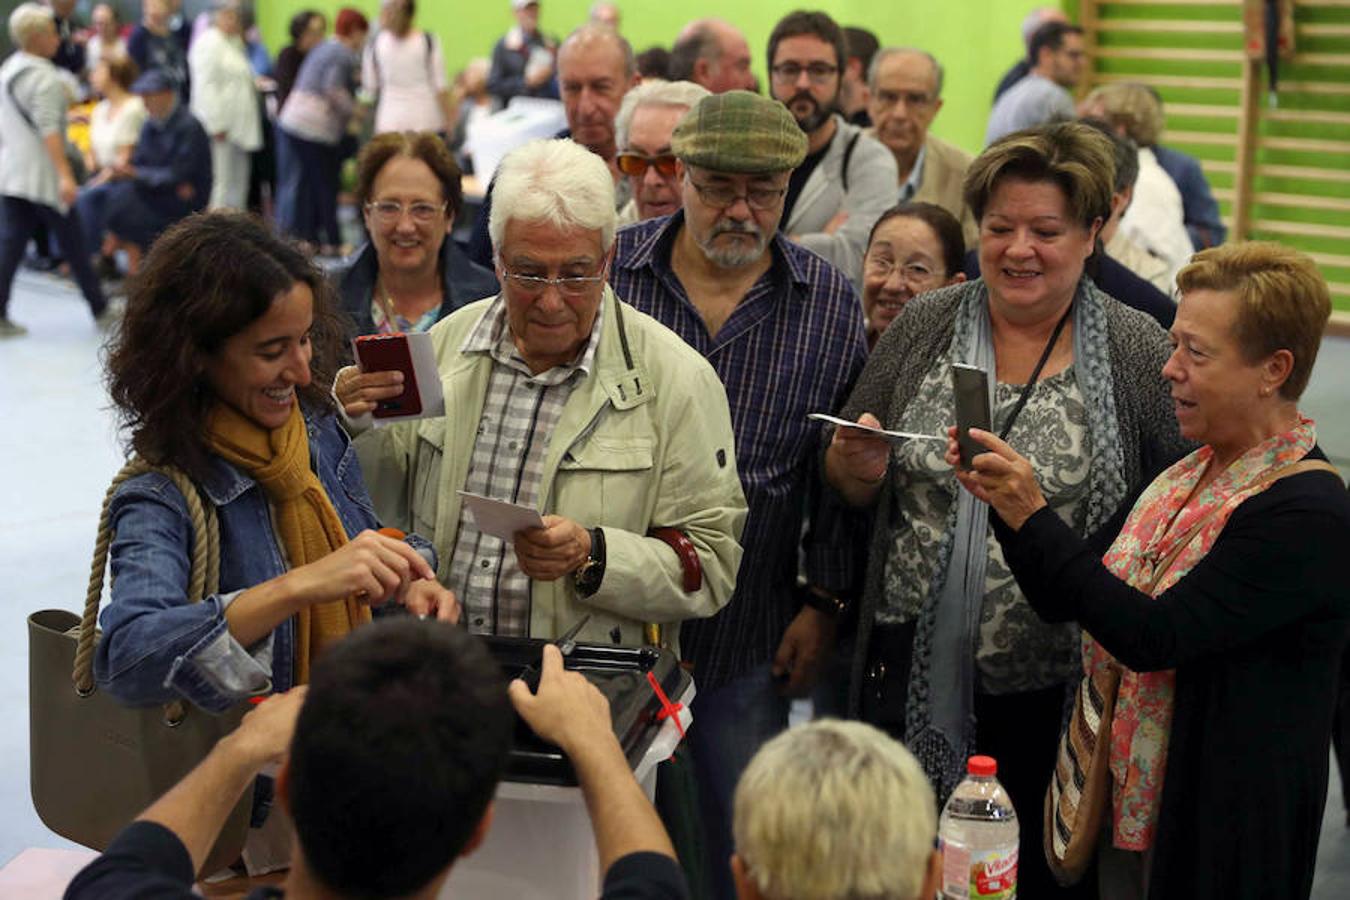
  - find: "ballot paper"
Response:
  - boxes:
[458,491,546,540]
[807,413,947,444]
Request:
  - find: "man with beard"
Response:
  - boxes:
[614,79,709,224]
[610,90,868,900]
[766,10,895,287]
[867,47,977,245]
[985,21,1086,145]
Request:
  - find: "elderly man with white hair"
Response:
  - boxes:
[732,720,941,900]
[343,138,747,646]
[188,0,261,210]
[615,79,710,224]
[0,2,110,337]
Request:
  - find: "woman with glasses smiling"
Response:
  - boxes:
[332,131,498,347]
[861,202,967,349]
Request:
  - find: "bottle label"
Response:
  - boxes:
[940,839,1018,898]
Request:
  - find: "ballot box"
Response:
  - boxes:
[441,638,694,900]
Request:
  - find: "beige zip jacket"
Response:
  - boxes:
[354,288,747,649]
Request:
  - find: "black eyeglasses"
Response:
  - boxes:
[770,62,838,84]
[617,152,678,178]
[687,178,787,211]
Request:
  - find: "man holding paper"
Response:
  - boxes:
[339,138,747,650]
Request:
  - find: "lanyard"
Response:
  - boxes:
[997,303,1073,441]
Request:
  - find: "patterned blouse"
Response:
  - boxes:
[882,347,1090,693]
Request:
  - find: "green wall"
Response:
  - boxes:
[255,1,1060,155]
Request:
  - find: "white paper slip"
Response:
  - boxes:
[457,492,546,541]
[807,413,947,443]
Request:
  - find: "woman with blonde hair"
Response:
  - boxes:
[956,241,1350,898]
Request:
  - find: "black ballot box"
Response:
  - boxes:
[483,636,692,786]
[440,638,695,900]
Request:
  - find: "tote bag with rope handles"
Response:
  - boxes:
[29,460,254,876]
[1043,457,1340,885]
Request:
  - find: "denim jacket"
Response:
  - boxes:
[94,408,432,713]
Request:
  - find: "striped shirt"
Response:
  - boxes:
[610,213,868,688]
[448,295,603,636]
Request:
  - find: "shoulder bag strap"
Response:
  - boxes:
[839,130,861,193]
[73,460,219,693]
[1144,458,1339,594]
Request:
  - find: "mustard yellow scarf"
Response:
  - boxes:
[205,402,370,683]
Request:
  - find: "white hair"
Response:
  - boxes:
[489,139,617,253]
[9,3,54,48]
[733,720,938,900]
[615,80,710,151]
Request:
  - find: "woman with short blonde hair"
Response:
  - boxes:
[957,241,1348,898]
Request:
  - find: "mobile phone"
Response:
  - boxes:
[951,363,991,469]
[353,333,422,418]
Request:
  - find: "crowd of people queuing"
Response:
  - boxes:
[4,2,1348,900]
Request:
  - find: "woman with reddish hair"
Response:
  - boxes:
[275,7,369,255]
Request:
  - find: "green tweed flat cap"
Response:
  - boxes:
[671,90,808,174]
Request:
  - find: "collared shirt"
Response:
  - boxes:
[610,213,868,687]
[449,295,604,636]
[898,142,928,203]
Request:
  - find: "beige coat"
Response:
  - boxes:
[911,133,979,247]
[354,288,748,648]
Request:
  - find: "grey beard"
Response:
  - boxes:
[697,226,769,268]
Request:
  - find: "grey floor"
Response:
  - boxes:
[1,270,1349,895]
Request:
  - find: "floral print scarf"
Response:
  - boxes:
[1093,415,1317,850]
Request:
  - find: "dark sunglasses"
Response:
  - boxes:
[616,152,679,178]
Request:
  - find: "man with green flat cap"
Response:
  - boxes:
[610,89,868,900]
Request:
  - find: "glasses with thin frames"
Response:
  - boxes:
[872,89,935,110]
[616,152,679,178]
[770,62,838,84]
[502,269,606,298]
[688,178,786,212]
[365,200,447,225]
[864,255,942,287]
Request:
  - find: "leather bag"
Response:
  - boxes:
[29,461,251,876]
[1044,457,1340,884]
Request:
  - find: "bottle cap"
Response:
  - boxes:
[968,755,997,777]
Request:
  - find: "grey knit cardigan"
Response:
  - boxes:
[829,277,1194,716]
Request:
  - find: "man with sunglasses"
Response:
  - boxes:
[765,10,896,287]
[614,80,710,225]
[609,90,868,900]
[348,137,747,652]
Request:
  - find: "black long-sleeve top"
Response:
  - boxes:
[993,450,1350,900]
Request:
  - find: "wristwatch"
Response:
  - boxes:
[573,527,606,598]
[799,584,848,619]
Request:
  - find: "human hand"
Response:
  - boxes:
[225,686,307,770]
[333,364,405,419]
[398,578,460,623]
[827,413,891,485]
[514,515,590,582]
[59,175,77,208]
[286,529,436,608]
[945,426,1047,531]
[509,644,614,755]
[771,605,836,698]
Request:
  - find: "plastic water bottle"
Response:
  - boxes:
[939,755,1019,899]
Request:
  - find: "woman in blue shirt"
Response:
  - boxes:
[97,212,457,712]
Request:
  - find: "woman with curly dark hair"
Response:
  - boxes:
[99,212,456,712]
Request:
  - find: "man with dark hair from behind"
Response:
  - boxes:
[839,26,878,127]
[65,619,689,899]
